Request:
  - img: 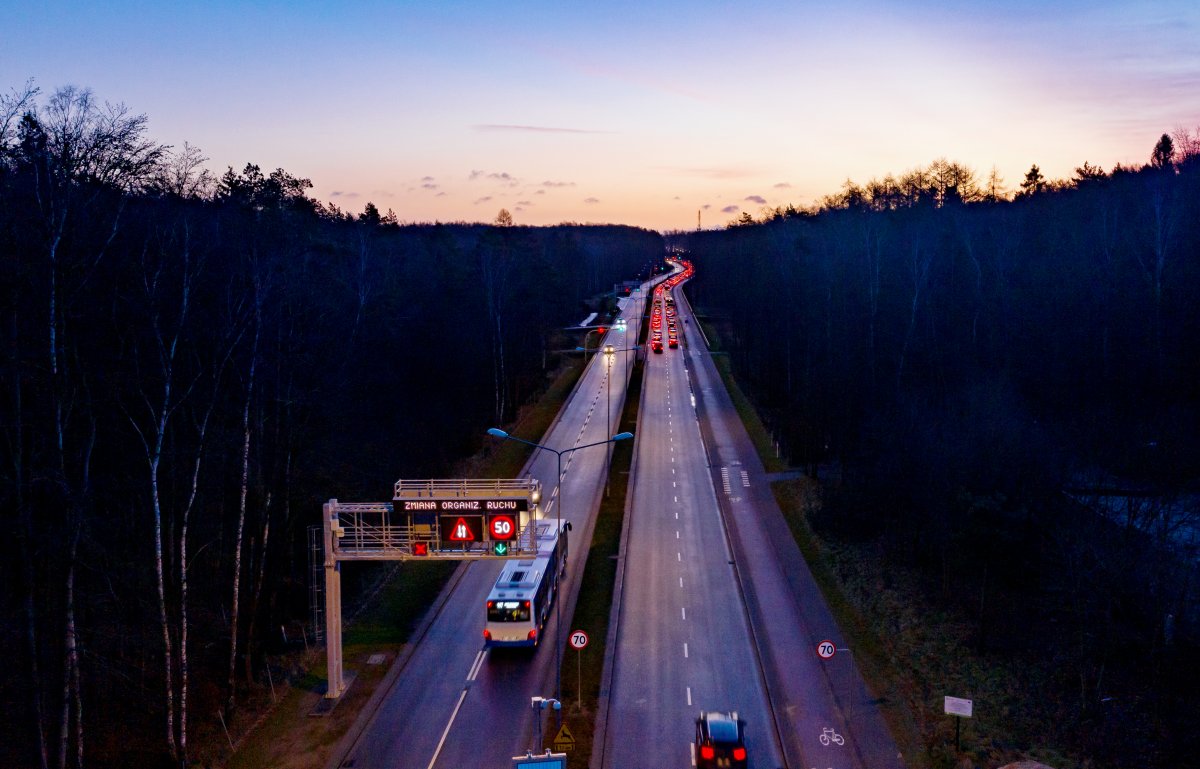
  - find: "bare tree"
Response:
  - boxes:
[156,142,214,199]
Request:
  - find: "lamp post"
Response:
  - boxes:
[486,427,633,721]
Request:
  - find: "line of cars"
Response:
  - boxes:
[649,259,694,353]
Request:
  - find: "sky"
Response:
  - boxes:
[3,0,1198,230]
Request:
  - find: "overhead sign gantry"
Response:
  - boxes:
[321,477,541,699]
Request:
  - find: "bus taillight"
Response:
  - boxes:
[483,629,491,641]
[527,629,537,641]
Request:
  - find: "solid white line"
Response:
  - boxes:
[426,688,469,769]
[466,649,487,681]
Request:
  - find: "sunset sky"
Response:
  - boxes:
[4,0,1198,230]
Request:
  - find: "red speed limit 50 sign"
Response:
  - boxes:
[488,515,515,540]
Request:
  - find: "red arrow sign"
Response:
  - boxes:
[449,517,476,541]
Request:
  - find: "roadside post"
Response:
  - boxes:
[944,695,973,752]
[569,630,589,708]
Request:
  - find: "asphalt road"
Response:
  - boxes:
[330,282,653,769]
[600,284,784,769]
[667,284,907,769]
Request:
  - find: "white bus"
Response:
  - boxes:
[483,520,570,649]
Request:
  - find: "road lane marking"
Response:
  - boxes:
[677,552,681,561]
[427,688,469,769]
[676,530,680,539]
[679,577,683,588]
[466,649,487,681]
[681,607,686,620]
[687,686,692,706]
[683,643,689,658]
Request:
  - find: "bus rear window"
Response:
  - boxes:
[488,600,530,622]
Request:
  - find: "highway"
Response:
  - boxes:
[329,284,651,769]
[331,260,907,769]
[640,279,906,769]
[599,279,784,769]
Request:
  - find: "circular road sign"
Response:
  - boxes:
[569,630,589,650]
[817,640,836,659]
[489,515,515,540]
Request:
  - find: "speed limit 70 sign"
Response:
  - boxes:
[569,630,589,649]
[817,640,836,659]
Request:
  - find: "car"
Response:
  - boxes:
[652,339,663,354]
[695,711,746,769]
[668,337,678,348]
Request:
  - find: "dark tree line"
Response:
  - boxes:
[0,84,662,768]
[682,137,1200,766]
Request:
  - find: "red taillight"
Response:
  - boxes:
[700,745,714,760]
[528,628,537,640]
[483,629,491,641]
[522,600,530,608]
[486,601,493,608]
[733,747,746,761]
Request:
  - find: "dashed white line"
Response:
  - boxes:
[683,643,689,658]
[687,687,692,706]
[681,607,687,620]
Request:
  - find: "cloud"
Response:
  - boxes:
[535,189,546,195]
[541,180,576,188]
[744,195,767,205]
[470,170,519,185]
[474,196,493,205]
[436,191,447,197]
[473,123,611,134]
[421,182,438,190]
[517,200,533,206]
[514,206,525,212]
[721,205,739,214]
[584,197,600,204]
[702,204,712,210]
[673,195,681,200]
[421,176,435,182]
[773,182,792,189]
[331,191,361,199]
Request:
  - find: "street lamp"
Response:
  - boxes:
[486,427,633,721]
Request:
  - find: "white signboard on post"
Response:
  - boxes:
[944,696,973,718]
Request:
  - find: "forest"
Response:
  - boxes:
[0,85,663,768]
[681,137,1200,767]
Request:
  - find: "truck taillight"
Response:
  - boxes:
[733,747,746,761]
[700,745,714,760]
